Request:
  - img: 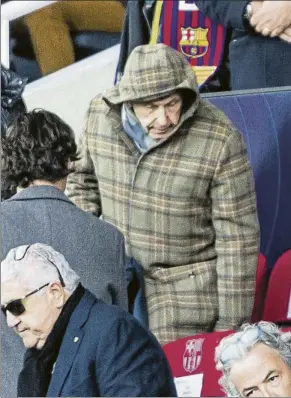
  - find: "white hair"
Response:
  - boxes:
[1,243,80,294]
[215,321,291,396]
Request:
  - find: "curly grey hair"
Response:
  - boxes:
[1,243,80,294]
[215,321,291,397]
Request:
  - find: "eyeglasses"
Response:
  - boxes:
[1,283,49,316]
[218,326,262,365]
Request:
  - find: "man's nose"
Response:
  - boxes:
[6,311,21,328]
[156,107,168,126]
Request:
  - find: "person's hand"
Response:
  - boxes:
[250,1,264,16]
[250,1,291,37]
[279,26,291,43]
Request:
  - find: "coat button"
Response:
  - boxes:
[73,337,79,343]
[7,98,12,104]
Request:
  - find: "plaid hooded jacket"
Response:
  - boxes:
[67,44,260,345]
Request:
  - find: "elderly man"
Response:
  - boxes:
[216,321,291,397]
[1,109,128,397]
[1,243,177,397]
[67,43,260,344]
[215,321,291,397]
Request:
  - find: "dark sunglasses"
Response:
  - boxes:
[1,283,49,316]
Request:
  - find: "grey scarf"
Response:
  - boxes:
[121,103,157,152]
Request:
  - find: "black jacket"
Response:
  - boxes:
[1,65,27,137]
[195,0,291,89]
[115,0,154,83]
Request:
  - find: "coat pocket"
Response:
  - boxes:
[145,261,219,340]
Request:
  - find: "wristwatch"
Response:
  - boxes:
[244,2,253,21]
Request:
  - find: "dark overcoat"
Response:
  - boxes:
[195,0,291,89]
[1,185,128,397]
[46,289,177,397]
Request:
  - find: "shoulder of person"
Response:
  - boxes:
[88,299,145,336]
[88,87,120,115]
[87,93,113,117]
[75,206,124,242]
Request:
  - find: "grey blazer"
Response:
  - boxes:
[1,185,128,397]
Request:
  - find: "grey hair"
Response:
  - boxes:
[215,321,291,396]
[1,243,80,294]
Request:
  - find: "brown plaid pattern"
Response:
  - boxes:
[67,44,260,345]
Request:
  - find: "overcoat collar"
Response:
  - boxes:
[46,290,96,397]
[6,185,75,206]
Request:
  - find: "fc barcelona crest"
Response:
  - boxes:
[180,27,209,59]
[183,338,204,373]
[150,0,226,88]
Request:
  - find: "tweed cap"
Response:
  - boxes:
[104,43,199,104]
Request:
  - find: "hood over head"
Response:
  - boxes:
[104,44,199,107]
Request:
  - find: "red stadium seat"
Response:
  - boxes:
[163,325,291,397]
[163,330,233,397]
[251,253,268,322]
[263,250,291,324]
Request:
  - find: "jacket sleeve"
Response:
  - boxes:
[66,101,102,217]
[96,316,177,397]
[210,129,260,331]
[195,0,249,30]
[115,0,151,83]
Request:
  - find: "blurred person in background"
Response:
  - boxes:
[195,1,291,89]
[1,109,128,397]
[23,0,126,76]
[1,243,177,397]
[1,64,27,200]
[115,0,232,92]
[215,321,291,397]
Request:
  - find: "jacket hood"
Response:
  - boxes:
[104,44,199,106]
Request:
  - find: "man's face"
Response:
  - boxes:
[230,343,291,397]
[132,93,182,140]
[1,280,61,349]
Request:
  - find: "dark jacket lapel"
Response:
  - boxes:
[46,290,96,397]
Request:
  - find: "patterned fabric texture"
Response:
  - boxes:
[67,44,260,345]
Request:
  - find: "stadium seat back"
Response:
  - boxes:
[263,250,291,323]
[163,326,291,396]
[252,253,268,322]
[204,87,291,271]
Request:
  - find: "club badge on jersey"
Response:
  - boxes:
[150,0,226,88]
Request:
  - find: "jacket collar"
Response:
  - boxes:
[6,185,75,206]
[46,290,96,397]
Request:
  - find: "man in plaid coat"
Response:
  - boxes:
[67,44,260,345]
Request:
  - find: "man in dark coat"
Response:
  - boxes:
[1,243,177,397]
[1,109,128,397]
[195,0,291,89]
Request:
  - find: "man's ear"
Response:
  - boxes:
[48,282,65,308]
